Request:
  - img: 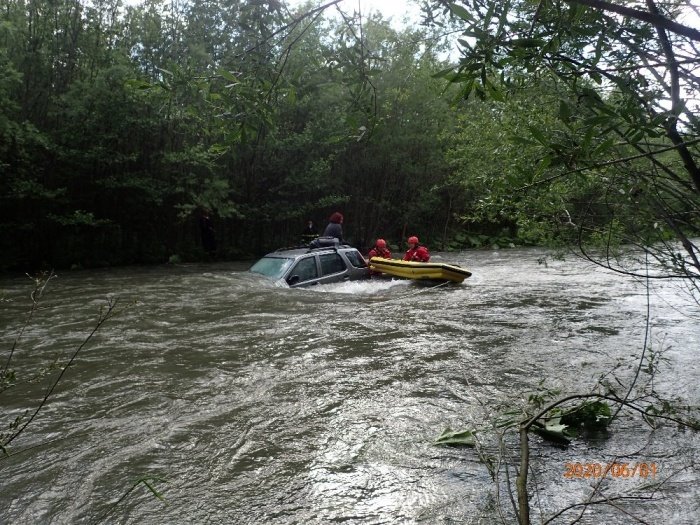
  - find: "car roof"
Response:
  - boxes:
[265,244,357,258]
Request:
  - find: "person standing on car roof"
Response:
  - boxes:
[322,212,344,242]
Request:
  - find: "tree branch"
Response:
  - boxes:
[570,0,700,42]
[3,298,119,448]
[2,272,56,377]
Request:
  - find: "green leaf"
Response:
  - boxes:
[432,66,456,80]
[434,427,476,447]
[531,418,574,445]
[285,87,296,104]
[457,38,472,50]
[208,143,228,155]
[509,38,545,49]
[561,401,612,429]
[125,79,153,90]
[483,2,495,28]
[449,3,474,23]
[533,155,552,178]
[591,138,615,156]
[583,114,614,127]
[558,100,572,123]
[486,80,505,102]
[627,129,646,144]
[527,125,548,145]
[588,71,603,84]
[511,136,538,146]
[458,30,483,38]
[459,79,475,99]
[218,68,239,83]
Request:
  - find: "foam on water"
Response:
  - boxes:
[311,278,410,295]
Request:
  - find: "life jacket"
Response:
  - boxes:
[369,246,391,259]
[404,245,430,262]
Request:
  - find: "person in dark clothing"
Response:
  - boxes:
[322,212,344,242]
[301,220,318,243]
[199,209,217,255]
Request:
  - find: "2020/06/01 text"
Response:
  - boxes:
[563,462,657,479]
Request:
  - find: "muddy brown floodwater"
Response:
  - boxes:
[1,248,698,524]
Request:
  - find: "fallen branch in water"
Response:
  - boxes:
[1,275,120,454]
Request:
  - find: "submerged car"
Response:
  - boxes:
[249,238,370,288]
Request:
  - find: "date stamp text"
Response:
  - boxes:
[563,462,657,479]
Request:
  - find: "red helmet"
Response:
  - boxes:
[407,236,419,245]
[376,238,387,248]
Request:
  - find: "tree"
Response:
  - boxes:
[422,3,700,523]
[427,0,700,290]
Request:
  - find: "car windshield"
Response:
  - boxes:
[249,256,294,279]
[344,250,367,268]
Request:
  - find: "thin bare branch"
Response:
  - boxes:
[3,297,119,448]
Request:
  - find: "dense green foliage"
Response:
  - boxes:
[1,0,698,277]
[0,0,461,269]
[427,0,700,281]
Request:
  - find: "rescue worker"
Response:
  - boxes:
[403,235,430,262]
[367,238,392,260]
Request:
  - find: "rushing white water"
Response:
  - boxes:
[1,248,698,524]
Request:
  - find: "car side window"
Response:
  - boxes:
[290,256,318,283]
[319,253,346,275]
[344,250,367,268]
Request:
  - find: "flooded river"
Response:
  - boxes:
[1,248,698,524]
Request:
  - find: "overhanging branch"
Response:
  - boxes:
[570,0,700,42]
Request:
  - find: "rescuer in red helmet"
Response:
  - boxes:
[403,235,430,262]
[367,238,392,260]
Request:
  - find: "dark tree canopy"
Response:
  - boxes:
[0,0,697,299]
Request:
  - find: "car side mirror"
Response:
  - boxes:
[287,275,300,285]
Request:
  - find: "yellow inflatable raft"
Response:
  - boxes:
[368,257,472,283]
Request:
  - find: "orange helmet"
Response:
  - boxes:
[376,238,387,248]
[407,236,419,245]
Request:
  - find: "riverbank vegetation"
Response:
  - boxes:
[436,336,700,523]
[1,1,699,523]
[1,0,697,285]
[427,2,700,522]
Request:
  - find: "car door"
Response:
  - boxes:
[318,252,348,284]
[286,255,320,287]
[341,249,370,280]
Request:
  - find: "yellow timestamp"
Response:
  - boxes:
[563,462,657,479]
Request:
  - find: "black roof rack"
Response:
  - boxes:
[271,237,352,254]
[307,236,346,251]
